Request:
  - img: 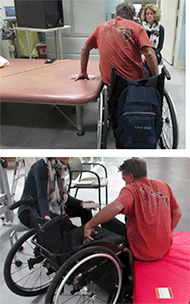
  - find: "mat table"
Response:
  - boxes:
[0,58,103,135]
[133,232,190,304]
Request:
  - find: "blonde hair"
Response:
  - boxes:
[141,4,161,23]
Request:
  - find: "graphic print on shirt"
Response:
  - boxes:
[139,187,170,208]
[103,21,133,41]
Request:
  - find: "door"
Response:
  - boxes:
[71,0,106,36]
[160,0,179,64]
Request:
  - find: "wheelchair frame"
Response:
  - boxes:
[4,198,133,304]
[97,66,178,149]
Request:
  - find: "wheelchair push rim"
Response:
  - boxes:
[4,229,55,297]
[159,89,178,149]
[97,86,109,149]
[45,246,123,304]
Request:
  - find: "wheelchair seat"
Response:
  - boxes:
[71,225,126,252]
[32,214,126,266]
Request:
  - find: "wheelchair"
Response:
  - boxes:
[97,66,178,149]
[4,198,133,304]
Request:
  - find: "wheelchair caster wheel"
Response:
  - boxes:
[18,245,23,252]
[15,260,22,267]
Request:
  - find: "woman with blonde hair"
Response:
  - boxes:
[141,4,164,64]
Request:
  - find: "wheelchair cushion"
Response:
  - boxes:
[71,226,126,251]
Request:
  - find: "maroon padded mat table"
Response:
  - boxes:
[0,58,103,135]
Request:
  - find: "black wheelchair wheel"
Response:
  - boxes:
[4,229,55,297]
[97,87,109,149]
[45,245,123,304]
[159,89,178,149]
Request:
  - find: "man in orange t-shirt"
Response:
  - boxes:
[84,158,182,261]
[73,3,158,85]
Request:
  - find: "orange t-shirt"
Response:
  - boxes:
[85,16,153,85]
[116,177,179,261]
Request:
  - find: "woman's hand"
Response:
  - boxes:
[141,54,146,63]
[80,201,97,210]
[44,215,51,220]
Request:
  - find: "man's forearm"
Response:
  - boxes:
[85,200,124,229]
[80,43,91,75]
[143,47,159,76]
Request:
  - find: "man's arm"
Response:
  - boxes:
[72,43,93,80]
[171,207,182,231]
[142,46,159,76]
[84,200,124,241]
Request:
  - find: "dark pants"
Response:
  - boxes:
[18,207,40,229]
[65,195,92,225]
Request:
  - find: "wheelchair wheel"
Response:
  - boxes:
[159,89,178,149]
[97,87,109,149]
[4,229,55,297]
[45,245,123,304]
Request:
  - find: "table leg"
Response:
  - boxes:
[75,105,84,136]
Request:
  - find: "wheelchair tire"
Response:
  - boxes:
[159,89,178,149]
[45,245,123,304]
[97,87,109,149]
[4,229,55,297]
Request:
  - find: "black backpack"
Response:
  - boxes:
[115,84,163,149]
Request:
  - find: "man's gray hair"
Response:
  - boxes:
[118,158,147,179]
[116,2,136,20]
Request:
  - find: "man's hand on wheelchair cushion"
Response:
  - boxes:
[83,225,97,243]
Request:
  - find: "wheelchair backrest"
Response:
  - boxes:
[31,214,74,255]
[110,66,165,101]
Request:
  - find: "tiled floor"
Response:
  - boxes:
[0,157,189,304]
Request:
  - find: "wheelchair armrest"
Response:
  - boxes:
[9,196,34,210]
[162,66,171,80]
